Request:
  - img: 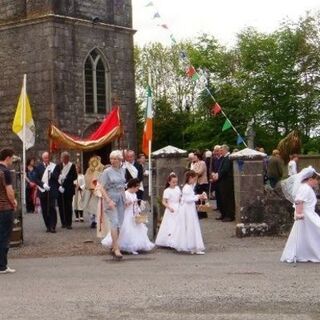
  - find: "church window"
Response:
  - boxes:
[84,49,110,114]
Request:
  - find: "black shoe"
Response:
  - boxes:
[90,222,97,229]
[61,225,66,228]
[50,228,56,233]
[66,226,72,230]
[222,217,235,222]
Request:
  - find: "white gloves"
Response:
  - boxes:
[59,186,65,193]
[43,183,50,191]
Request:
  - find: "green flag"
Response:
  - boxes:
[222,119,232,131]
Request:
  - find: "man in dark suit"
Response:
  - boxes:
[33,151,60,233]
[124,150,144,201]
[214,144,235,222]
[57,152,77,229]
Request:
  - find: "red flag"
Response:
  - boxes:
[211,103,222,116]
[186,66,196,78]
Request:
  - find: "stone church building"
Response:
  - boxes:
[0,0,136,165]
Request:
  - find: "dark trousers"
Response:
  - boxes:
[217,181,235,220]
[136,190,144,205]
[0,210,14,271]
[75,210,83,219]
[39,192,57,231]
[26,187,35,212]
[268,177,279,188]
[58,193,73,227]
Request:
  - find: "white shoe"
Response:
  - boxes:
[75,218,79,222]
[195,251,205,255]
[0,267,16,274]
[131,251,139,255]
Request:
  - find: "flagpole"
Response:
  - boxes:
[22,74,27,214]
[147,71,154,238]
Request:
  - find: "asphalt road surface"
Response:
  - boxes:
[1,213,319,320]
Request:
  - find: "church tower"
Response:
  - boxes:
[0,0,136,163]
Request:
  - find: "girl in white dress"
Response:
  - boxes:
[170,170,206,254]
[281,166,320,263]
[155,173,181,247]
[102,178,154,254]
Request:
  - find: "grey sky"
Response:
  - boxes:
[132,0,319,46]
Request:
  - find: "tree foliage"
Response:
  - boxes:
[135,12,320,154]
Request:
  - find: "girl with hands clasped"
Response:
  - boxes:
[155,173,181,247]
[170,170,206,254]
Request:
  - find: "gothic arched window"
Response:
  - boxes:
[84,49,110,114]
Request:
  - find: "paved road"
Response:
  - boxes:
[1,214,319,320]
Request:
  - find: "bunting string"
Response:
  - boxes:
[143,1,247,147]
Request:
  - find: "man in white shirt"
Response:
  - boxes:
[288,154,298,176]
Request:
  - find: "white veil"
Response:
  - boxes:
[281,166,319,204]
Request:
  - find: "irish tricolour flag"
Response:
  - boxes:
[142,85,153,156]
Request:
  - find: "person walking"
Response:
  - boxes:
[100,150,126,260]
[281,166,320,263]
[0,148,17,274]
[57,152,77,229]
[33,151,60,233]
[155,173,181,247]
[73,164,85,222]
[124,150,144,202]
[170,170,206,255]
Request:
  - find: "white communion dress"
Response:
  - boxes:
[155,186,181,247]
[170,184,205,253]
[101,190,154,253]
[281,183,320,263]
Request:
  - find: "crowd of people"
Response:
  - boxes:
[1,144,320,274]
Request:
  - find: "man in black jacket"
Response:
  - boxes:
[33,151,60,233]
[213,145,235,222]
[124,150,144,201]
[57,152,77,229]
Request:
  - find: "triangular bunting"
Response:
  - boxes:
[170,34,177,43]
[222,119,232,131]
[236,135,244,145]
[192,73,199,81]
[186,66,196,78]
[153,12,160,19]
[211,103,222,116]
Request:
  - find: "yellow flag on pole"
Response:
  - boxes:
[12,77,35,150]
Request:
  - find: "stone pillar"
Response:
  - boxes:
[147,148,187,238]
[233,159,264,223]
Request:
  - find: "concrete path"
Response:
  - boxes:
[1,213,319,320]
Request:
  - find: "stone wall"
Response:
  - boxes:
[0,0,26,22]
[0,1,135,158]
[152,156,188,230]
[233,160,265,222]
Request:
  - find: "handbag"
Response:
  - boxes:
[133,200,149,224]
[196,200,211,212]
